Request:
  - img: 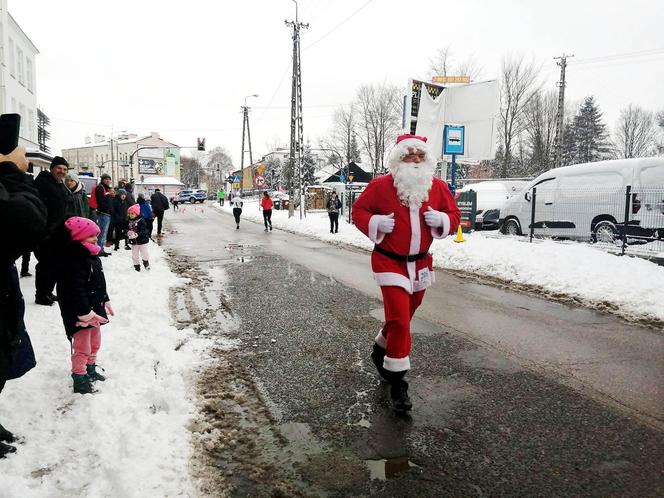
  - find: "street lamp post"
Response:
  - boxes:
[240,94,259,197]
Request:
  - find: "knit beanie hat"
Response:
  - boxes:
[65,217,100,241]
[65,171,80,183]
[127,204,141,217]
[117,188,127,196]
[50,156,69,169]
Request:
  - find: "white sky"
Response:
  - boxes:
[11,0,664,163]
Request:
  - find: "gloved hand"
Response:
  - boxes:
[377,213,396,234]
[104,302,114,316]
[423,206,445,228]
[76,311,109,328]
[127,230,138,239]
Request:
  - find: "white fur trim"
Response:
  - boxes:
[384,355,411,372]
[409,205,421,254]
[431,212,451,239]
[374,272,413,294]
[387,139,432,171]
[368,214,387,244]
[374,329,387,348]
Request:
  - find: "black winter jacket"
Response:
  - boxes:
[150,191,169,213]
[112,197,130,225]
[94,184,112,215]
[33,170,75,235]
[0,162,47,384]
[56,239,109,339]
[128,217,149,245]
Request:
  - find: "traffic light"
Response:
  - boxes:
[197,137,206,151]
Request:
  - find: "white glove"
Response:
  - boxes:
[127,230,138,239]
[377,213,395,234]
[423,206,445,228]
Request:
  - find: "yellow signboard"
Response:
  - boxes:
[432,75,471,84]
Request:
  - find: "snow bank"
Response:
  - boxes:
[1,244,208,497]
[213,200,664,323]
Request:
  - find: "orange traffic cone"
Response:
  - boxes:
[453,225,465,243]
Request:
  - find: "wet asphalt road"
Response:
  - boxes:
[163,203,664,497]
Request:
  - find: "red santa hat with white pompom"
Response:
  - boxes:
[387,134,430,169]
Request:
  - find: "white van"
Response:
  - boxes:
[499,158,664,242]
[459,181,528,229]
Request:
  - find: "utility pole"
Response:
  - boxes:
[285,0,308,219]
[240,94,258,197]
[552,54,574,168]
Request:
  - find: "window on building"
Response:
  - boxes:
[16,47,24,85]
[26,58,33,92]
[8,38,14,76]
[28,110,35,141]
[0,23,4,64]
[19,103,26,138]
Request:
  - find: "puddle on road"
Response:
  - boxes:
[225,243,256,264]
[364,457,421,480]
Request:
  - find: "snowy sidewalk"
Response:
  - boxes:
[213,199,664,324]
[1,243,208,497]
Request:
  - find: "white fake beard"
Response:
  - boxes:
[390,159,436,207]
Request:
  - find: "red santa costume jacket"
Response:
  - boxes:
[352,175,461,294]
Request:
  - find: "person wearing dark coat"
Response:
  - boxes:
[137,193,154,238]
[0,147,48,457]
[326,192,342,234]
[149,188,169,236]
[65,171,92,219]
[55,217,113,394]
[93,174,113,256]
[111,189,130,251]
[127,204,150,271]
[33,156,76,305]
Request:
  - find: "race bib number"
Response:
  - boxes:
[417,268,432,287]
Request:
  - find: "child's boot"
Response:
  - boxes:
[134,264,141,272]
[0,423,16,443]
[142,260,150,270]
[86,364,106,382]
[71,373,95,394]
[0,441,16,458]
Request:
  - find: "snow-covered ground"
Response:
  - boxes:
[214,199,664,324]
[1,243,209,497]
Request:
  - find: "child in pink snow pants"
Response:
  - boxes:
[127,204,150,272]
[56,217,113,394]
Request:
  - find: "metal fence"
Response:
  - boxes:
[512,185,664,258]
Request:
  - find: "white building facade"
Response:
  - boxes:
[62,131,181,184]
[0,0,39,149]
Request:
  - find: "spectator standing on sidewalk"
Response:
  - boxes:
[33,156,76,305]
[111,189,130,251]
[150,188,169,236]
[93,174,113,256]
[137,193,154,238]
[326,192,342,234]
[260,191,273,232]
[56,217,113,394]
[127,204,150,271]
[0,146,47,456]
[65,171,92,219]
[231,194,243,229]
[217,189,225,206]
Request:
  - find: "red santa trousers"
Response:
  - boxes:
[376,286,425,372]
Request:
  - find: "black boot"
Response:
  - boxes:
[0,423,15,443]
[385,371,412,412]
[35,294,54,306]
[0,441,16,458]
[47,293,58,302]
[143,260,150,270]
[86,364,106,382]
[134,264,141,272]
[370,344,389,381]
[71,373,95,394]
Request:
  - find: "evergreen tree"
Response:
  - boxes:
[562,96,611,165]
[349,133,362,163]
[301,143,317,186]
[264,156,282,190]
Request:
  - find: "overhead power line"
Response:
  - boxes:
[303,0,375,50]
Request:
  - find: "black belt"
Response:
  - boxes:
[374,245,429,262]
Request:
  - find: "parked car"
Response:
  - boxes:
[459,181,528,230]
[499,158,664,242]
[77,174,99,198]
[177,189,208,203]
